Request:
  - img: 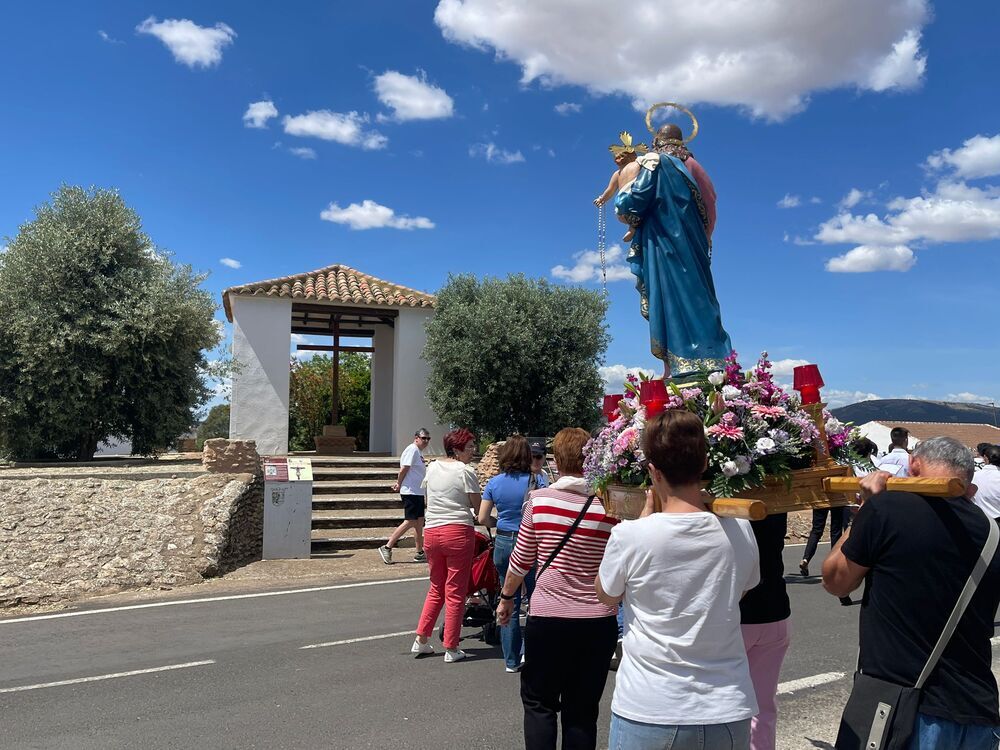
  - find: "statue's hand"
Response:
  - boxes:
[594,196,605,206]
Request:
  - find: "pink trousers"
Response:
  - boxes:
[415,524,474,650]
[741,619,791,750]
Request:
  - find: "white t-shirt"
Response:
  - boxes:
[973,465,1000,518]
[876,448,910,477]
[399,443,426,496]
[599,512,760,725]
[422,460,480,529]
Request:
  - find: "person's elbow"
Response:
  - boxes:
[594,577,623,607]
[822,554,865,597]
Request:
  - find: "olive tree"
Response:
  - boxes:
[0,185,220,459]
[424,274,608,441]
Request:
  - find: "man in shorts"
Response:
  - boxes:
[379,429,431,564]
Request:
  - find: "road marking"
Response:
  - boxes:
[301,630,415,649]
[777,672,846,695]
[0,577,429,625]
[0,660,215,694]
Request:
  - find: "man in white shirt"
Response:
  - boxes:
[876,427,911,477]
[378,429,431,564]
[973,445,1000,518]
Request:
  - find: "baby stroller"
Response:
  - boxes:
[439,529,501,645]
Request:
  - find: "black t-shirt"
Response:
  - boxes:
[843,491,1000,725]
[740,513,791,625]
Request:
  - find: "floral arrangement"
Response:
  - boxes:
[583,351,861,497]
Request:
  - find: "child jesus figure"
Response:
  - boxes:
[594,131,648,242]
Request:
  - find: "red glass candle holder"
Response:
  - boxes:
[602,394,624,419]
[644,399,667,418]
[639,379,668,405]
[793,364,825,405]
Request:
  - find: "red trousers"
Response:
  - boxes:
[416,524,474,650]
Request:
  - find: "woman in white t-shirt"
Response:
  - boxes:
[597,409,760,750]
[412,428,482,663]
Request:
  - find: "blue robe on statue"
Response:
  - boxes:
[615,152,732,376]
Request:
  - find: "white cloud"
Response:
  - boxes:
[783,233,816,246]
[554,102,582,115]
[243,100,278,129]
[98,30,123,44]
[945,392,995,404]
[825,245,915,273]
[816,182,1000,246]
[551,244,633,284]
[777,194,801,209]
[283,111,387,150]
[824,389,882,409]
[769,359,811,383]
[219,257,242,269]
[435,0,929,120]
[374,70,454,121]
[810,196,823,204]
[838,188,870,210]
[136,17,236,68]
[599,365,656,394]
[866,29,927,92]
[289,147,317,160]
[469,142,524,164]
[320,200,435,230]
[926,134,1000,180]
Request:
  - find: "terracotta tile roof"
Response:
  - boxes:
[875,421,1000,449]
[222,263,436,321]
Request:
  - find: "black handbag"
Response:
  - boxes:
[835,515,999,750]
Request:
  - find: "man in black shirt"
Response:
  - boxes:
[823,436,1000,747]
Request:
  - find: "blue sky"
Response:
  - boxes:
[3,1,1000,409]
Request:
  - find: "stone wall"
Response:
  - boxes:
[202,438,262,475]
[0,472,263,610]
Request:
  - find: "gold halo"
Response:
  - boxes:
[645,102,699,144]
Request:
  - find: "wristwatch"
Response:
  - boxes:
[499,592,515,601]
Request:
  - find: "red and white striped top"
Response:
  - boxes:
[509,475,619,618]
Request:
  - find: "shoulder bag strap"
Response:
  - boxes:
[535,494,597,582]
[915,515,1000,689]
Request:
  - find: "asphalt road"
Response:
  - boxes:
[0,543,995,750]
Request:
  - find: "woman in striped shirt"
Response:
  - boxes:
[496,427,619,750]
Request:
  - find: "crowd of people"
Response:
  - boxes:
[379,421,1000,750]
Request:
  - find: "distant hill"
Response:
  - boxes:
[832,399,999,426]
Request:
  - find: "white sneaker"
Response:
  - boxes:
[378,545,393,565]
[505,665,521,673]
[444,649,467,663]
[411,639,434,656]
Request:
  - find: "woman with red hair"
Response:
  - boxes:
[412,427,482,663]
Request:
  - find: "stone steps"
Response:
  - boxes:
[312,510,402,530]
[311,467,398,482]
[312,479,396,495]
[312,494,400,511]
[311,535,415,552]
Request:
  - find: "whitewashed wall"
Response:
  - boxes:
[391,307,448,456]
[229,296,292,455]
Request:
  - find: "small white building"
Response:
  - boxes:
[223,264,447,456]
[858,420,1000,455]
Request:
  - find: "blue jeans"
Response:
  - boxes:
[908,714,1000,749]
[609,714,751,750]
[493,531,534,670]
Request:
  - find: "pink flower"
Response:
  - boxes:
[751,404,787,419]
[707,424,745,440]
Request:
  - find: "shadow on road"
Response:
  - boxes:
[804,739,835,749]
[784,576,822,585]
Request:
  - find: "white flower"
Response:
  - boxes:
[722,460,740,477]
[755,437,776,453]
[722,385,741,400]
[734,455,751,475]
[826,417,843,433]
[708,371,725,386]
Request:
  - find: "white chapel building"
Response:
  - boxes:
[223,264,447,456]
